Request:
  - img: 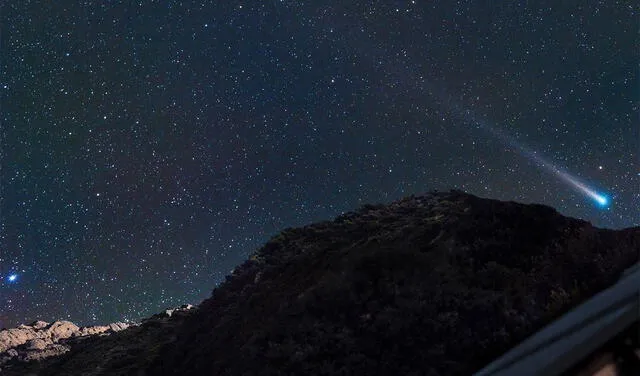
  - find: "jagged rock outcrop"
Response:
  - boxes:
[0,321,80,354]
[1,191,638,375]
[144,304,195,321]
[0,305,195,375]
[0,320,130,367]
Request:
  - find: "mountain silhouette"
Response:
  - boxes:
[2,190,638,375]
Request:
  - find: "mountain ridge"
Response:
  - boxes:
[1,190,638,375]
[153,190,639,375]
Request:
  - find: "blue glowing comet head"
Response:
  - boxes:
[594,194,609,207]
[7,274,17,282]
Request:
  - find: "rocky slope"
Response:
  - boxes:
[1,191,639,375]
[0,320,129,364]
[0,305,194,375]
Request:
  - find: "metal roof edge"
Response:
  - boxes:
[474,262,640,376]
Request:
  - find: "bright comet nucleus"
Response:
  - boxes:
[594,194,609,207]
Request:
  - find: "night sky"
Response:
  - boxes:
[1,1,637,328]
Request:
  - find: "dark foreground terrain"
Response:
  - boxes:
[2,190,639,375]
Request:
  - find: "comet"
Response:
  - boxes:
[331,31,612,208]
[448,105,611,208]
[558,172,610,208]
[499,136,610,208]
[479,119,611,208]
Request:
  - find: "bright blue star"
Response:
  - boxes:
[7,274,17,282]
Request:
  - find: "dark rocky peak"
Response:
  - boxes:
[154,191,639,375]
[1,191,638,375]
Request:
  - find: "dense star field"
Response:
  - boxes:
[0,1,637,327]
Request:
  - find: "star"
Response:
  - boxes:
[7,274,18,283]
